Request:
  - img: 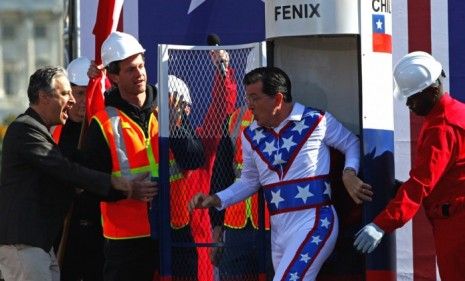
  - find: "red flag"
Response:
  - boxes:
[85,76,111,123]
[92,0,124,65]
[85,0,124,123]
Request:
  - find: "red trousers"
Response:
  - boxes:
[431,209,465,281]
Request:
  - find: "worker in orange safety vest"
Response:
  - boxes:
[82,32,204,281]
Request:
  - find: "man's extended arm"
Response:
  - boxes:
[17,120,156,200]
[323,112,373,204]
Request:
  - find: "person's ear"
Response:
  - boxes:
[273,92,284,114]
[38,90,50,104]
[275,92,285,106]
[108,73,119,84]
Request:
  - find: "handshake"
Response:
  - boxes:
[110,173,158,202]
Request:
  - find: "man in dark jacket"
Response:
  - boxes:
[0,66,157,281]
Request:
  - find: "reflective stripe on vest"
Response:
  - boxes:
[94,107,159,239]
[224,108,270,230]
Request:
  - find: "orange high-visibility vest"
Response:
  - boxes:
[170,160,190,229]
[93,107,186,239]
[224,107,270,230]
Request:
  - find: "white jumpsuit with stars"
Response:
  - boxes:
[217,102,360,281]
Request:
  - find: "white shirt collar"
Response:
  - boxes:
[249,102,305,131]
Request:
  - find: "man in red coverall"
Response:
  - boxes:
[354,51,465,281]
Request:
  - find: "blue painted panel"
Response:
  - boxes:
[362,128,396,271]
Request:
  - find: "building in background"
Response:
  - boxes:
[0,0,64,120]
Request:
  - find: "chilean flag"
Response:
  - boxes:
[373,14,392,53]
[393,1,465,280]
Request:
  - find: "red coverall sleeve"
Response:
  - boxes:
[196,67,237,163]
[373,125,456,233]
[188,68,238,281]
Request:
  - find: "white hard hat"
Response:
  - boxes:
[67,57,91,86]
[168,75,191,104]
[101,31,145,67]
[393,51,443,100]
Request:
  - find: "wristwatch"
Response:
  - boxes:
[343,167,357,175]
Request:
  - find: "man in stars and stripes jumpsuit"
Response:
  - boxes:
[190,67,372,281]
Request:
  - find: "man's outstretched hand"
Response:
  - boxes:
[209,49,229,76]
[354,223,385,254]
[188,192,221,213]
[168,90,189,129]
[342,169,373,204]
[111,173,158,202]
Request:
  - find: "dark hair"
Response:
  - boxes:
[106,61,121,75]
[27,66,67,104]
[105,53,145,75]
[243,66,292,102]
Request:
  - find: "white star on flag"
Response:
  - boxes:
[292,120,309,135]
[320,217,331,228]
[324,182,331,198]
[272,153,286,165]
[300,253,311,263]
[263,140,276,156]
[253,129,266,143]
[281,136,296,152]
[270,190,285,208]
[295,185,313,203]
[188,0,207,14]
[289,272,300,281]
[189,0,263,14]
[311,235,322,245]
[376,19,383,29]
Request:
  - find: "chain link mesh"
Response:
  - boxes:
[158,43,272,281]
[166,47,249,133]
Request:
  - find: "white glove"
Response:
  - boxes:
[354,222,385,254]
